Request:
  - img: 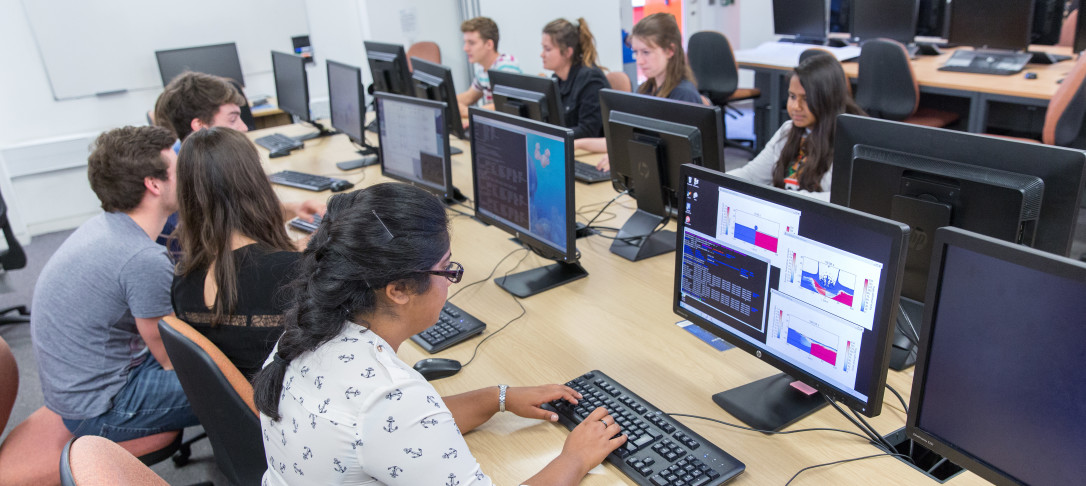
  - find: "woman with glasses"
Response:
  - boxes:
[253,182,626,485]
[172,127,301,378]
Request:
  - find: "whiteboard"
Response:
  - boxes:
[22,0,310,100]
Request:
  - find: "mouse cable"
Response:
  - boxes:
[784,452,910,486]
[447,247,528,303]
[665,412,868,442]
[885,384,908,414]
[461,250,531,368]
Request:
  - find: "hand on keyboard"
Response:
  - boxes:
[560,406,629,477]
[505,384,584,422]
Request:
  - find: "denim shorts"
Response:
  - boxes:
[61,356,200,442]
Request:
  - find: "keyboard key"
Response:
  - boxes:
[409,302,486,353]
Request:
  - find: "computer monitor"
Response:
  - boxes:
[673,164,909,431]
[272,51,330,140]
[773,0,828,43]
[469,107,585,298]
[831,114,1086,367]
[155,42,245,87]
[327,60,377,167]
[489,71,565,127]
[411,57,467,144]
[375,92,463,204]
[851,0,919,45]
[600,89,725,261]
[1031,0,1064,45]
[915,0,949,39]
[364,41,413,96]
[946,0,1033,51]
[906,226,1086,486]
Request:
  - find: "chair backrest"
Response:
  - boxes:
[61,436,168,486]
[407,41,442,71]
[158,316,266,485]
[855,38,918,121]
[687,31,739,105]
[1044,53,1086,148]
[606,70,632,92]
[0,336,17,433]
[0,187,26,272]
[1059,9,1078,48]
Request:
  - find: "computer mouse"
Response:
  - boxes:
[413,358,462,381]
[328,180,355,192]
[1024,72,1038,80]
[268,149,291,158]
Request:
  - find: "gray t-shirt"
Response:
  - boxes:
[31,211,174,419]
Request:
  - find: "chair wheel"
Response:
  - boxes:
[172,447,191,466]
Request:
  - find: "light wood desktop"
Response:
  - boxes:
[742,45,1077,148]
[250,124,989,486]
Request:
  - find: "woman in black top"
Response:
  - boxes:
[172,127,301,378]
[542,18,610,142]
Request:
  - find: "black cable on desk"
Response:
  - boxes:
[784,452,910,486]
[447,248,528,302]
[665,413,869,442]
[885,384,908,414]
[579,190,629,228]
[461,250,531,368]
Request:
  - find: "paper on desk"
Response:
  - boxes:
[735,42,861,68]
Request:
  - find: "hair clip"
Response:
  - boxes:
[372,210,395,244]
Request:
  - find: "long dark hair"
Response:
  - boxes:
[252,183,449,421]
[632,13,695,99]
[174,127,296,326]
[773,55,865,191]
[543,17,603,70]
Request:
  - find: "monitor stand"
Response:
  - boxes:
[495,261,588,298]
[889,298,922,370]
[1027,50,1072,64]
[294,120,336,142]
[336,142,380,171]
[610,138,676,262]
[914,42,942,56]
[444,186,468,205]
[712,373,827,432]
[450,146,463,155]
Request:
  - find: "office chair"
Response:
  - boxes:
[606,70,632,92]
[159,316,267,486]
[407,41,442,71]
[855,39,959,128]
[0,336,16,434]
[0,187,29,326]
[687,31,760,153]
[1058,9,1078,47]
[61,436,172,486]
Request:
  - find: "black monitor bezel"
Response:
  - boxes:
[946,0,1034,51]
[155,42,245,87]
[326,60,366,145]
[773,0,829,40]
[673,163,909,417]
[271,50,311,122]
[373,92,456,202]
[850,0,920,44]
[469,107,578,263]
[1075,8,1086,53]
[410,57,466,140]
[831,114,1086,259]
[906,226,1086,486]
[364,41,414,96]
[489,71,566,127]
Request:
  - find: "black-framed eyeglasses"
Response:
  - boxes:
[420,261,463,283]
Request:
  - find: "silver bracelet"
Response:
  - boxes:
[498,384,509,413]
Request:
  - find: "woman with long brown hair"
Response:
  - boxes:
[172,127,301,377]
[727,54,865,200]
[629,12,702,103]
[542,17,610,140]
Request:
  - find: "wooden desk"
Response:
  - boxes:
[741,45,1075,150]
[250,97,293,130]
[250,125,989,485]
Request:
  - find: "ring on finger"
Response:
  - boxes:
[600,418,610,426]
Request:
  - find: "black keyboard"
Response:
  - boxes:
[255,133,303,152]
[268,171,347,192]
[410,302,486,353]
[288,214,322,233]
[575,160,610,183]
[938,50,1031,76]
[544,370,745,486]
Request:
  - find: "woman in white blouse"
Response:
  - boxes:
[252,182,625,485]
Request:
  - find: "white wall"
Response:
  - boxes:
[478,0,625,76]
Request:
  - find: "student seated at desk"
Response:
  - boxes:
[727,54,865,201]
[253,183,625,485]
[154,72,325,249]
[591,13,706,165]
[171,127,300,379]
[457,16,523,118]
[542,18,611,139]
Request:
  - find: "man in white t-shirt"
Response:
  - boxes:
[456,16,522,118]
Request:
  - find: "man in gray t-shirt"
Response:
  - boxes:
[29,125,198,441]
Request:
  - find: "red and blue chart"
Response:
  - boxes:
[786,328,838,365]
[732,211,780,253]
[799,258,856,308]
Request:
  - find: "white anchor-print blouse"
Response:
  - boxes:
[260,322,494,485]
